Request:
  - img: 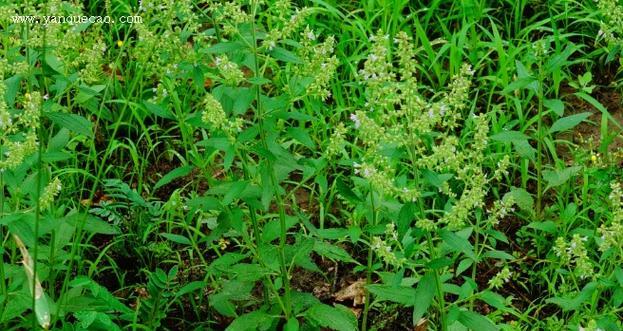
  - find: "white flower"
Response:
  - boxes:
[350,113,361,129]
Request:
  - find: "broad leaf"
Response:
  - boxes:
[306,304,357,331]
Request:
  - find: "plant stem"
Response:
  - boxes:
[249,2,291,318]
[536,65,544,219]
[362,185,377,331]
[427,233,447,331]
[0,164,6,328]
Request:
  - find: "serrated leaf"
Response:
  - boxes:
[502,76,537,94]
[45,112,93,138]
[526,221,557,233]
[546,282,598,311]
[144,101,175,120]
[226,310,274,331]
[543,166,582,191]
[306,304,357,331]
[490,131,530,143]
[206,41,244,54]
[69,276,132,314]
[440,229,476,260]
[479,291,510,312]
[313,241,355,263]
[261,216,299,243]
[544,99,564,116]
[548,112,591,134]
[512,139,536,160]
[45,53,65,73]
[270,47,303,63]
[413,273,436,322]
[504,187,533,211]
[316,228,349,239]
[287,127,316,148]
[458,310,498,331]
[366,284,416,306]
[336,178,362,203]
[65,214,120,235]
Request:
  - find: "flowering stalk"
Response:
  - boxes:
[250,0,292,319]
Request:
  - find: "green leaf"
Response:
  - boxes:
[223,181,249,205]
[153,165,193,191]
[490,131,529,143]
[208,253,247,273]
[336,178,362,203]
[269,47,303,63]
[206,41,245,54]
[175,281,205,298]
[544,99,564,116]
[458,310,498,331]
[144,101,175,120]
[543,166,582,191]
[287,127,316,148]
[512,139,536,160]
[261,216,298,243]
[413,273,436,322]
[548,112,591,134]
[575,92,622,131]
[45,112,93,138]
[546,282,598,311]
[45,53,65,73]
[316,228,349,240]
[526,221,557,233]
[502,76,537,94]
[65,214,120,235]
[160,233,192,245]
[313,241,355,263]
[69,276,133,315]
[48,128,70,152]
[226,311,275,331]
[366,284,416,306]
[482,250,515,260]
[479,291,511,312]
[210,293,237,317]
[75,85,106,104]
[306,304,357,331]
[440,229,476,260]
[504,187,533,211]
[284,318,300,331]
[4,75,22,105]
[545,44,576,73]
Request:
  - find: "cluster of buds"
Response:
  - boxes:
[597,182,623,252]
[553,234,594,279]
[370,223,405,267]
[201,94,243,141]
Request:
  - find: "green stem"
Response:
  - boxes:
[427,233,447,331]
[0,166,6,328]
[249,2,291,318]
[361,186,377,331]
[536,65,544,219]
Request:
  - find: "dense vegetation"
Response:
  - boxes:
[1,0,623,330]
